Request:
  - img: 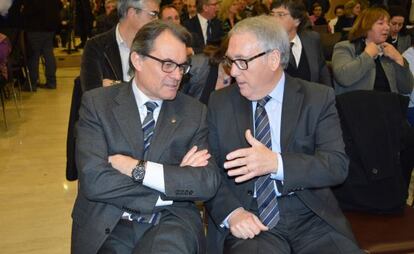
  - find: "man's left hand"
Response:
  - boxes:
[224,129,278,183]
[108,154,138,177]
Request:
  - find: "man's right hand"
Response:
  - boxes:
[102,79,121,87]
[180,146,211,167]
[228,208,268,239]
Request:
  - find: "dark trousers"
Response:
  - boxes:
[26,31,57,87]
[224,195,363,254]
[98,211,198,254]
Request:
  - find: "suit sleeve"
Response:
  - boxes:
[204,94,245,229]
[162,104,221,202]
[280,87,349,194]
[315,34,332,87]
[76,92,160,214]
[332,41,376,88]
[80,39,104,92]
[395,57,414,94]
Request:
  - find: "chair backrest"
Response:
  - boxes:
[319,32,342,61]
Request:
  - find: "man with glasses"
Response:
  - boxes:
[71,20,220,254]
[183,0,224,53]
[270,0,332,86]
[205,16,362,254]
[80,0,161,92]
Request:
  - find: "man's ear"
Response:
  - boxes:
[130,52,143,72]
[268,50,281,71]
[294,18,300,28]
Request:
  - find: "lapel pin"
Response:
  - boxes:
[171,118,176,124]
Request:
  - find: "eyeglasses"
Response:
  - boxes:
[271,11,291,18]
[134,8,159,19]
[142,54,191,75]
[223,50,272,70]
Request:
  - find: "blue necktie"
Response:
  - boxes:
[254,96,280,229]
[207,20,213,43]
[142,101,158,158]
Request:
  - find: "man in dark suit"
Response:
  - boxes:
[80,0,160,92]
[182,0,224,54]
[270,0,332,87]
[205,16,362,254]
[71,20,220,254]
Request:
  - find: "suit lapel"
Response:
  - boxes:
[195,16,206,45]
[112,83,145,158]
[299,32,316,81]
[281,75,303,151]
[231,87,253,147]
[146,99,182,162]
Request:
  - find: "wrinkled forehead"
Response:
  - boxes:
[227,32,261,58]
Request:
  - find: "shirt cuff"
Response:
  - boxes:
[220,208,242,228]
[142,161,165,193]
[270,153,284,180]
[155,196,173,206]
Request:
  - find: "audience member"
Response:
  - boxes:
[23,0,62,91]
[334,0,361,39]
[0,33,11,83]
[80,0,160,92]
[205,15,362,254]
[59,0,73,48]
[75,0,94,49]
[270,0,332,86]
[160,4,181,24]
[180,38,231,104]
[94,0,119,35]
[183,0,224,53]
[332,7,414,95]
[240,0,268,18]
[71,20,220,254]
[387,6,411,53]
[309,2,327,26]
[218,0,241,33]
[185,0,198,19]
[328,4,344,34]
[402,37,414,126]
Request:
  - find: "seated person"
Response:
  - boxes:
[332,7,414,95]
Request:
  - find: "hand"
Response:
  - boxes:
[228,208,268,239]
[364,42,380,58]
[102,79,121,87]
[180,146,211,167]
[108,154,138,176]
[382,42,404,66]
[224,129,278,183]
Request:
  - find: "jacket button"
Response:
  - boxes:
[247,190,253,196]
[105,228,110,234]
[372,168,378,174]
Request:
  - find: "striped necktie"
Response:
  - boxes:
[142,101,158,158]
[254,95,280,229]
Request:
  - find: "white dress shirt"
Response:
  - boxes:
[197,13,209,44]
[290,34,302,67]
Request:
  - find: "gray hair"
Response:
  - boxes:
[128,20,191,76]
[117,0,160,19]
[229,15,290,68]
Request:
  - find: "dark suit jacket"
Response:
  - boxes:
[205,75,355,253]
[183,16,224,53]
[80,26,123,92]
[298,30,332,87]
[71,82,220,254]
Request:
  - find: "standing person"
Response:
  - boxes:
[205,15,362,254]
[22,0,62,90]
[72,20,220,254]
[334,0,361,39]
[270,0,332,86]
[80,0,160,92]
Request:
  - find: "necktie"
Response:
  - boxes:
[289,42,297,68]
[254,96,280,229]
[207,20,213,43]
[142,101,158,158]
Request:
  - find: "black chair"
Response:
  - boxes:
[66,76,82,181]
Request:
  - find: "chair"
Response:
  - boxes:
[319,32,342,61]
[345,206,414,253]
[66,76,82,181]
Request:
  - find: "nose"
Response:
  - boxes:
[170,66,183,80]
[230,63,240,77]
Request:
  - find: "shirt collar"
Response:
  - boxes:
[291,34,301,48]
[197,13,208,25]
[131,78,163,109]
[269,72,285,104]
[115,23,128,48]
